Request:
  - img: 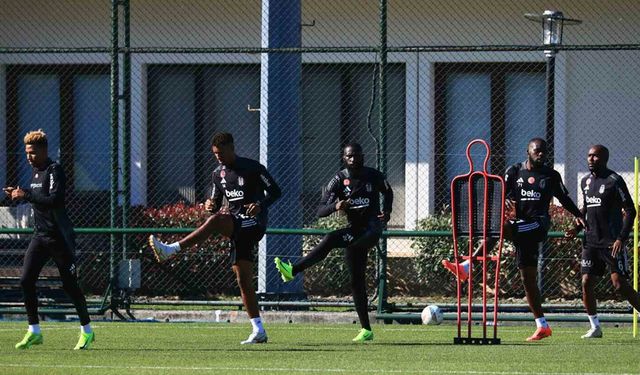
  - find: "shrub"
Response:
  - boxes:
[410,204,587,299]
[131,203,237,297]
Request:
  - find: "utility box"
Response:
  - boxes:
[117,259,141,290]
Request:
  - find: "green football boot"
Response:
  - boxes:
[74,332,95,350]
[15,331,43,349]
[352,328,374,343]
[274,257,294,282]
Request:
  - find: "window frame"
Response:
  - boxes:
[433,62,546,209]
[5,64,111,226]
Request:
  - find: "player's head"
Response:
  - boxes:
[211,132,236,166]
[526,138,547,168]
[23,129,48,168]
[587,144,609,172]
[343,142,364,170]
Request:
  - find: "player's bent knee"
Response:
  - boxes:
[612,280,625,294]
[19,276,36,290]
[206,213,234,236]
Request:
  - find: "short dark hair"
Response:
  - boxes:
[344,142,363,154]
[528,137,547,148]
[590,144,610,163]
[211,132,234,148]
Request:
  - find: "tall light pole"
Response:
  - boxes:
[525,10,581,163]
[525,10,581,295]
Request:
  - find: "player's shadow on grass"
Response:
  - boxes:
[89,347,346,353]
[372,341,530,347]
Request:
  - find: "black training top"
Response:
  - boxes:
[580,169,636,247]
[318,166,393,227]
[211,156,281,224]
[505,161,582,221]
[23,158,75,248]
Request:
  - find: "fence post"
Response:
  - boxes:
[109,0,120,298]
[376,0,389,315]
[122,0,131,261]
[258,0,304,297]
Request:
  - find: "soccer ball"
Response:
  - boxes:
[421,305,443,325]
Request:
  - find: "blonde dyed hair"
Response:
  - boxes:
[24,129,48,147]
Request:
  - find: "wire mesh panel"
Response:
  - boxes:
[0,0,638,312]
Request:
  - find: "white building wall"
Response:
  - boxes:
[1,0,639,227]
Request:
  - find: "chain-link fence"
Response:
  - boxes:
[0,1,639,314]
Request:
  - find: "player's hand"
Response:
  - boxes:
[378,211,391,223]
[2,187,14,197]
[204,199,216,213]
[10,187,25,201]
[504,199,516,212]
[564,227,578,239]
[575,216,588,232]
[244,202,261,217]
[335,200,351,211]
[610,239,623,257]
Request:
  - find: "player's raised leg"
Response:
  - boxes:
[149,212,234,262]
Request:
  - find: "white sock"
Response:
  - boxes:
[164,242,180,255]
[250,317,265,333]
[81,324,93,334]
[535,317,548,328]
[588,315,600,330]
[28,324,41,334]
[461,260,470,274]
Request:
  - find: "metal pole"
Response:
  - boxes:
[545,53,556,163]
[538,52,556,296]
[634,156,639,338]
[122,0,131,260]
[376,0,388,316]
[109,0,120,287]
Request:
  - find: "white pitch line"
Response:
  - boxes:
[1,364,637,375]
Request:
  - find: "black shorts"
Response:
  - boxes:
[508,217,549,269]
[331,219,383,250]
[230,215,266,264]
[581,245,630,278]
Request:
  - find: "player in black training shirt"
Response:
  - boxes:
[149,132,281,344]
[274,143,393,342]
[442,138,585,341]
[565,145,639,338]
[3,130,94,350]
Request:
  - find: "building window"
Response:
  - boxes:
[434,62,546,210]
[147,63,406,226]
[5,65,110,225]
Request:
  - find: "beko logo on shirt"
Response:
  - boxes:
[520,189,541,199]
[349,197,370,206]
[585,196,602,204]
[225,190,244,200]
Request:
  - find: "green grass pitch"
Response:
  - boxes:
[0,321,638,374]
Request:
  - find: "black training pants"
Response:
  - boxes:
[20,235,90,325]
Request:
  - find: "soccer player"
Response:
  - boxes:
[148,132,281,344]
[565,145,639,338]
[442,138,585,341]
[3,130,94,350]
[274,142,393,342]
